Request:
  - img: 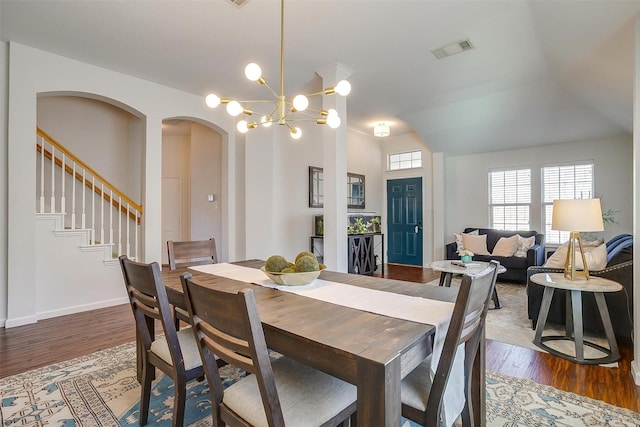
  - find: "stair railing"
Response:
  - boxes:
[36,127,143,260]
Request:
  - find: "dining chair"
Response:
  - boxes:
[167,238,218,327]
[167,238,218,270]
[401,260,499,427]
[119,255,205,427]
[180,273,358,427]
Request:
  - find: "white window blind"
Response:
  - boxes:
[542,163,594,244]
[489,168,531,230]
[388,150,421,170]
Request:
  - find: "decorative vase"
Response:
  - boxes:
[461,255,472,263]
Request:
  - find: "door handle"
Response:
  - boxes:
[414,225,422,233]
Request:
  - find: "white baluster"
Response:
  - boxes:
[50,146,55,213]
[109,190,114,249]
[91,176,95,243]
[81,169,86,230]
[60,153,66,217]
[135,209,139,261]
[117,196,122,257]
[71,162,76,229]
[126,203,131,257]
[100,183,105,245]
[39,138,45,213]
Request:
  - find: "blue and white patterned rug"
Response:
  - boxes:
[1,341,639,426]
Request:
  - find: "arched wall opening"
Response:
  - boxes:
[161,118,224,265]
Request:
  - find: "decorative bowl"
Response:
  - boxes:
[260,267,321,286]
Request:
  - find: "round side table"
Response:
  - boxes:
[530,272,622,365]
[429,260,506,309]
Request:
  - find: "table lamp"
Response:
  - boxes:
[551,198,604,280]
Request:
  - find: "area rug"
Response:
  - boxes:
[2,342,639,426]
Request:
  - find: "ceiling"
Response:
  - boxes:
[2,0,638,155]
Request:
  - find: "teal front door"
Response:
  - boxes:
[387,178,423,266]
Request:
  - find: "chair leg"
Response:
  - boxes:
[172,377,187,427]
[139,360,154,426]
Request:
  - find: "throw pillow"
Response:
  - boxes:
[544,242,607,271]
[454,229,479,252]
[461,233,490,255]
[514,235,536,258]
[491,235,519,257]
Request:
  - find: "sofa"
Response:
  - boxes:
[445,228,546,283]
[526,234,633,339]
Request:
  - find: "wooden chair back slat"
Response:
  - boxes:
[168,238,218,270]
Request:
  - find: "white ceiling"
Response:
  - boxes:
[2,0,638,154]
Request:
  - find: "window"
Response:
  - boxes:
[542,163,594,245]
[388,150,421,170]
[489,168,531,230]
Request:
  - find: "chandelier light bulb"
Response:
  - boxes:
[226,101,243,117]
[327,108,339,118]
[290,127,302,140]
[261,115,273,127]
[327,115,341,129]
[205,94,221,108]
[237,120,249,133]
[244,63,262,82]
[335,80,352,96]
[292,94,309,112]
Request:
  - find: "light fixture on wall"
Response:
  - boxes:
[204,0,351,140]
[551,198,604,280]
[373,122,390,137]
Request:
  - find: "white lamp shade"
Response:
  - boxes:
[552,199,604,232]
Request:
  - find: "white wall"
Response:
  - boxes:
[4,42,237,327]
[443,135,633,249]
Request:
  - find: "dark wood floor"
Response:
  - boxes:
[1,263,638,414]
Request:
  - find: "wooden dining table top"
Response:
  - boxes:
[161,260,470,426]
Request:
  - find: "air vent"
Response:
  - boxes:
[431,39,474,59]
[228,0,249,6]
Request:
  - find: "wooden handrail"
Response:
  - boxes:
[37,127,143,215]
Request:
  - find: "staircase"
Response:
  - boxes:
[36,127,143,264]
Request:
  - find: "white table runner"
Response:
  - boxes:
[189,263,464,426]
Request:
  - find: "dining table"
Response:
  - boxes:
[160,260,486,427]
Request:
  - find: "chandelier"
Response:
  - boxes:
[204,0,351,140]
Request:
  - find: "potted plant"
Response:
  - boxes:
[458,249,474,263]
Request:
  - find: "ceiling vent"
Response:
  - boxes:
[431,39,474,59]
[228,0,249,6]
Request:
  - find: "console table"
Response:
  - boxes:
[310,233,384,275]
[530,272,622,365]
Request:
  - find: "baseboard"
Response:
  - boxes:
[36,297,129,321]
[631,360,640,385]
[4,314,38,328]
